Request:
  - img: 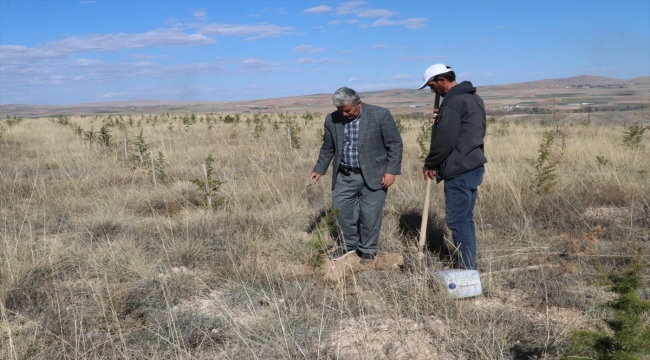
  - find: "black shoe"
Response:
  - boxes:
[359,252,376,265]
[330,247,357,261]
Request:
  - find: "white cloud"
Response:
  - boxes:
[0,45,68,62]
[44,28,214,53]
[336,1,365,15]
[340,49,353,54]
[240,58,284,72]
[370,18,427,30]
[292,45,326,53]
[75,58,104,66]
[160,62,224,75]
[194,10,207,21]
[348,77,361,82]
[327,19,359,25]
[133,61,155,67]
[313,68,326,72]
[132,54,171,60]
[358,9,394,18]
[304,5,332,14]
[198,23,293,40]
[0,59,224,94]
[372,44,389,50]
[296,57,345,64]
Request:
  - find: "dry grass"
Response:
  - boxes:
[1,112,649,359]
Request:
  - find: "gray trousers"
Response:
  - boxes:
[332,171,387,256]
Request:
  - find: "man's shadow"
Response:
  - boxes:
[397,209,451,263]
[306,207,453,262]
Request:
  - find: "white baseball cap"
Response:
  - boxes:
[418,63,453,89]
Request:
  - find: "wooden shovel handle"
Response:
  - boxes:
[418,93,439,262]
[418,177,432,261]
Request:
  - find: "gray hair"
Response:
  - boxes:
[332,87,360,107]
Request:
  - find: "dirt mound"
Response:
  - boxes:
[322,252,403,282]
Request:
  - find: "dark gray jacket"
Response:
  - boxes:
[425,81,487,182]
[313,103,403,190]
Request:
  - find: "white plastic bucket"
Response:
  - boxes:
[433,269,482,298]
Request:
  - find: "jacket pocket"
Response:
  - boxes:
[375,154,388,162]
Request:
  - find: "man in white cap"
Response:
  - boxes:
[419,64,487,270]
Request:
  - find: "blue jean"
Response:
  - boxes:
[444,166,485,270]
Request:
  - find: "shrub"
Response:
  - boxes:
[98,124,112,146]
[531,130,559,194]
[571,253,650,359]
[285,118,301,150]
[190,154,225,209]
[417,121,432,161]
[5,115,23,127]
[623,122,647,148]
[130,130,150,168]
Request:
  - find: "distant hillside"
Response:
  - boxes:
[1,75,648,118]
[477,75,648,93]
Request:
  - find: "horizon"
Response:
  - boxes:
[1,0,649,105]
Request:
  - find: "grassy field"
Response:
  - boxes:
[1,111,649,359]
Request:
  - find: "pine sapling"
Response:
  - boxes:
[531,130,559,194]
[285,118,301,150]
[308,208,341,252]
[130,130,150,168]
[5,115,23,127]
[85,127,97,143]
[623,122,647,149]
[190,154,225,209]
[99,124,112,146]
[395,116,406,134]
[571,252,650,359]
[155,151,169,183]
[251,113,265,139]
[417,121,432,162]
[316,128,325,141]
[596,156,609,167]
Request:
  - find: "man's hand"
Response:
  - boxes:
[422,167,436,181]
[381,173,396,188]
[430,107,440,123]
[309,172,322,183]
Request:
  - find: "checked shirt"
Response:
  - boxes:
[341,113,361,169]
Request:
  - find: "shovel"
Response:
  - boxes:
[417,177,432,262]
[417,93,440,262]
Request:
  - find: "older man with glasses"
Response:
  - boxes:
[309,87,403,264]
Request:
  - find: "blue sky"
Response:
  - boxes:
[1,0,648,105]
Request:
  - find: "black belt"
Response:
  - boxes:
[338,164,361,175]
